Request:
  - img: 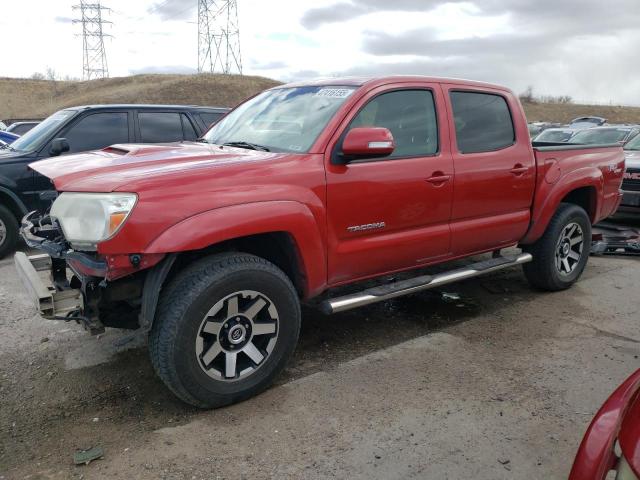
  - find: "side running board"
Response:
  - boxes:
[320,253,532,314]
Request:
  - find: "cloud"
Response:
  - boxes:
[250,60,289,70]
[129,65,197,75]
[147,0,196,21]
[301,2,371,29]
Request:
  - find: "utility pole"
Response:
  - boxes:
[73,1,111,80]
[198,0,243,75]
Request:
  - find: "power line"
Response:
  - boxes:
[73,1,112,80]
[198,0,243,75]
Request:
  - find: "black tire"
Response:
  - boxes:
[149,252,301,408]
[522,203,591,291]
[0,205,19,259]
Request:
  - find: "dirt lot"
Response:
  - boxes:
[1,236,639,479]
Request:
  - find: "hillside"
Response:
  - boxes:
[0,74,281,120]
[522,101,640,125]
[1,74,640,125]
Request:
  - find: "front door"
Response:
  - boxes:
[325,84,454,285]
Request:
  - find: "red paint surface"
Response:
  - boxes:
[569,369,640,480]
[29,76,625,297]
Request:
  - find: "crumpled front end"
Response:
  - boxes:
[15,211,162,334]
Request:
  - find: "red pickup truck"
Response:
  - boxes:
[15,76,624,408]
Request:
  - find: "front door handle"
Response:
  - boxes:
[426,173,451,185]
[510,164,529,176]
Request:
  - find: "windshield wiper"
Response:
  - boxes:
[222,141,270,152]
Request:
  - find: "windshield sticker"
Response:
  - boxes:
[315,88,354,99]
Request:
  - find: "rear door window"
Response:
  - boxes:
[64,112,129,153]
[450,91,515,153]
[139,112,184,143]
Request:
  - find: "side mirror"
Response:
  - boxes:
[49,138,70,157]
[338,127,395,163]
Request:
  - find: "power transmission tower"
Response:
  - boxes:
[73,1,111,80]
[198,0,243,75]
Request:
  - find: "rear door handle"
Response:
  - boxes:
[510,164,529,176]
[426,173,451,185]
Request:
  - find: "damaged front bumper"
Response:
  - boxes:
[14,212,109,333]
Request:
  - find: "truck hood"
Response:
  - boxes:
[30,142,287,192]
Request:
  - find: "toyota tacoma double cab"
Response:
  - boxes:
[14,76,624,408]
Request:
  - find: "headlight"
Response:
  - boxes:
[50,192,137,250]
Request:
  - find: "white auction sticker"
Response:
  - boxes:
[314,88,354,99]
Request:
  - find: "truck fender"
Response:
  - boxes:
[0,184,28,218]
[521,167,603,244]
[144,201,327,298]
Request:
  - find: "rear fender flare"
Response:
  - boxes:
[521,167,603,244]
[144,201,327,298]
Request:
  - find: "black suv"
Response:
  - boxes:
[0,104,229,257]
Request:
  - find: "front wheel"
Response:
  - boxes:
[149,253,301,408]
[522,203,591,291]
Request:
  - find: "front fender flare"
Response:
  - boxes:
[144,201,327,298]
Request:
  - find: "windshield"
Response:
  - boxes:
[625,134,640,151]
[10,110,75,152]
[202,86,358,153]
[570,128,629,145]
[535,130,574,142]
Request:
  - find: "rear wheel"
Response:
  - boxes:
[523,203,591,291]
[0,205,19,259]
[149,253,301,408]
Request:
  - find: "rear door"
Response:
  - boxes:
[325,82,454,284]
[443,86,535,255]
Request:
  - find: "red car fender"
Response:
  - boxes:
[143,200,327,298]
[569,369,640,480]
[521,167,603,244]
[618,390,640,478]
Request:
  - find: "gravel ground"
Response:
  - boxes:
[0,235,639,479]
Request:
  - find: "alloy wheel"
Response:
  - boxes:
[195,290,279,381]
[555,222,584,275]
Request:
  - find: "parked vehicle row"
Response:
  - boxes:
[0,104,229,256]
[533,125,640,146]
[14,75,624,409]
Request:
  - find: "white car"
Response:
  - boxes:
[0,121,7,131]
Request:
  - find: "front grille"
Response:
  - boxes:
[622,168,640,192]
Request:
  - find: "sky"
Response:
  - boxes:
[1,0,639,105]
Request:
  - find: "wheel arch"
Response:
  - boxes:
[0,186,28,221]
[138,201,327,329]
[140,231,309,332]
[521,170,602,245]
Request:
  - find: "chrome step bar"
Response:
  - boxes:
[320,253,532,314]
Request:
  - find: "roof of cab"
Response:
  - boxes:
[277,75,512,92]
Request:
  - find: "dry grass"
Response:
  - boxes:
[521,101,640,125]
[0,74,281,120]
[2,74,640,125]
